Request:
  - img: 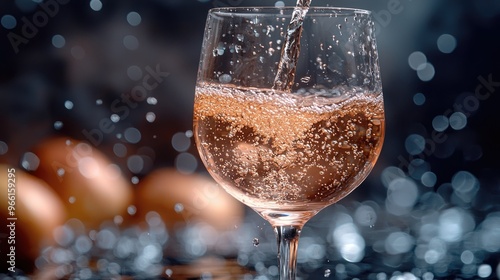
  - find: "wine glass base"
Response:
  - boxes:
[257,208,319,227]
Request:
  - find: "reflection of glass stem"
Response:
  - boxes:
[275,225,302,280]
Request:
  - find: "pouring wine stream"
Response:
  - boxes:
[272,0,311,92]
[272,0,312,278]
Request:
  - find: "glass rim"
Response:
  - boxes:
[208,6,372,16]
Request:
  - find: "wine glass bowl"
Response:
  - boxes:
[194,7,384,279]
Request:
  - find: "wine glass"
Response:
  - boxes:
[193,6,384,279]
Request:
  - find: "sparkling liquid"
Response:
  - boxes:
[194,84,385,215]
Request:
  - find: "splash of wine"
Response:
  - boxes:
[272,0,312,92]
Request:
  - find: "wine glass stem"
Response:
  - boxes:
[275,225,302,280]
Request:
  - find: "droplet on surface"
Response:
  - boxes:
[252,238,260,247]
[219,74,232,83]
[324,268,331,277]
[300,76,311,83]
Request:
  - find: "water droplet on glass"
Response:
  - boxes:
[234,44,242,53]
[268,47,275,56]
[165,268,173,277]
[324,269,331,277]
[236,33,244,41]
[214,43,225,56]
[69,196,76,204]
[219,74,232,83]
[252,238,260,247]
[96,99,103,105]
[300,76,311,83]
